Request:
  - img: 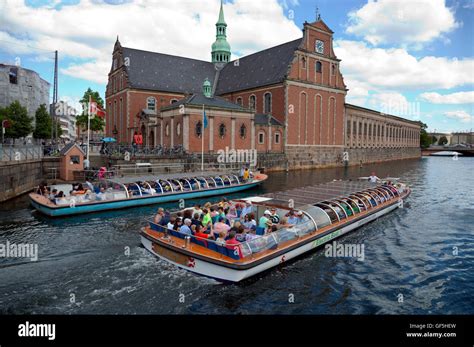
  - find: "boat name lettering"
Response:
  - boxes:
[312,230,341,248]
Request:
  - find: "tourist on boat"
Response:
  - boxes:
[226,205,238,221]
[239,166,245,178]
[269,208,280,224]
[216,231,226,246]
[235,225,246,242]
[225,231,243,257]
[167,217,176,230]
[190,204,203,217]
[287,210,298,225]
[368,172,380,183]
[173,218,183,231]
[218,198,228,209]
[153,208,165,224]
[49,189,58,201]
[332,205,345,219]
[55,191,65,202]
[295,211,305,224]
[242,213,257,230]
[214,217,231,234]
[243,167,250,182]
[245,228,259,241]
[195,224,215,240]
[98,167,107,180]
[96,187,107,201]
[240,201,253,220]
[217,207,226,220]
[180,219,193,236]
[259,210,272,229]
[183,209,193,220]
[191,213,201,227]
[201,209,212,229]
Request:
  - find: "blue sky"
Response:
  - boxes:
[0,0,473,133]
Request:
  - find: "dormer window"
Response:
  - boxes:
[147,97,156,111]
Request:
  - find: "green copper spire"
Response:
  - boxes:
[211,0,231,64]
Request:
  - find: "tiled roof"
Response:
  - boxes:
[161,94,250,112]
[254,114,284,126]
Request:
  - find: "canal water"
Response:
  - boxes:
[0,156,473,314]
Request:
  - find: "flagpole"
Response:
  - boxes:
[201,104,204,172]
[87,95,91,162]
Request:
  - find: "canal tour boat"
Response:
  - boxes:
[140,179,411,282]
[29,172,267,217]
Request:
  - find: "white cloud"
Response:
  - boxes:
[335,40,474,94]
[346,0,459,47]
[420,91,474,104]
[444,110,474,123]
[1,0,301,84]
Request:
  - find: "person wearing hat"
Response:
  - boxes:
[259,210,272,229]
[287,209,298,225]
[295,211,305,224]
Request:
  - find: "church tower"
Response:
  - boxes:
[211,0,231,67]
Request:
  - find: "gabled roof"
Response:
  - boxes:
[254,114,284,126]
[60,143,85,156]
[216,38,302,94]
[306,19,334,34]
[122,47,216,94]
[161,93,250,112]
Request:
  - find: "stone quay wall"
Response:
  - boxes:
[0,160,43,202]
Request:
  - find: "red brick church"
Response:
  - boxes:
[105,2,419,162]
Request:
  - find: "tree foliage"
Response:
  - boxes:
[76,88,105,132]
[439,136,448,146]
[33,104,51,139]
[417,121,431,148]
[0,101,33,140]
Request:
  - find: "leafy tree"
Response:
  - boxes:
[417,121,431,148]
[0,101,33,140]
[33,104,52,139]
[76,88,105,133]
[439,136,448,146]
[431,135,438,144]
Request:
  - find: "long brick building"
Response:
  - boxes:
[105,3,420,168]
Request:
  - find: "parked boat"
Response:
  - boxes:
[430,151,463,157]
[140,180,411,282]
[29,172,267,217]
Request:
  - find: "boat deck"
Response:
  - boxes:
[258,180,382,207]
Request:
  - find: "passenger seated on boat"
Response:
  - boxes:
[242,168,250,182]
[216,231,226,246]
[245,228,259,241]
[217,207,226,220]
[191,213,201,227]
[259,210,272,229]
[276,216,291,230]
[96,187,107,201]
[71,183,86,195]
[214,217,231,234]
[54,191,66,203]
[226,205,238,221]
[286,210,298,225]
[167,217,176,230]
[269,208,280,224]
[49,189,58,201]
[191,204,203,217]
[225,231,243,258]
[218,198,228,209]
[332,205,345,219]
[180,219,193,236]
[235,225,246,242]
[240,201,253,220]
[242,213,257,230]
[173,218,183,231]
[346,200,360,213]
[183,209,193,220]
[195,224,215,240]
[295,211,306,224]
[341,204,352,216]
[201,208,212,227]
[154,208,165,224]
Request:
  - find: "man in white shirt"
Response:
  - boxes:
[240,201,253,220]
[369,172,380,183]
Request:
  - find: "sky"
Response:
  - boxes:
[0,0,473,133]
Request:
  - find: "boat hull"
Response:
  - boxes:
[30,181,262,217]
[141,196,406,283]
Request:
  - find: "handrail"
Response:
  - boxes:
[155,180,164,194]
[316,202,340,222]
[336,199,355,216]
[329,200,349,219]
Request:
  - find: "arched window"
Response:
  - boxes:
[316,61,322,73]
[165,123,169,137]
[249,95,256,110]
[170,99,178,104]
[258,131,265,144]
[302,57,307,69]
[236,97,243,106]
[195,121,202,137]
[264,92,272,114]
[239,124,247,139]
[331,64,337,75]
[176,122,181,136]
[147,97,156,111]
[218,123,226,138]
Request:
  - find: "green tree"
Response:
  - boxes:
[0,101,33,140]
[431,135,438,144]
[33,104,51,139]
[439,136,448,146]
[417,121,431,148]
[76,88,105,133]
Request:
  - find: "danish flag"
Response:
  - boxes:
[88,96,106,118]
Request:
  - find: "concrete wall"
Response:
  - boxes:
[0,160,43,202]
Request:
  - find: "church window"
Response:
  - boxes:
[302,57,307,69]
[165,123,170,137]
[249,95,256,110]
[332,64,337,75]
[170,99,178,104]
[218,123,226,138]
[176,122,181,137]
[147,97,156,111]
[236,97,243,106]
[240,124,247,139]
[316,61,322,73]
[258,131,265,144]
[195,121,203,137]
[275,132,280,144]
[264,92,272,114]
